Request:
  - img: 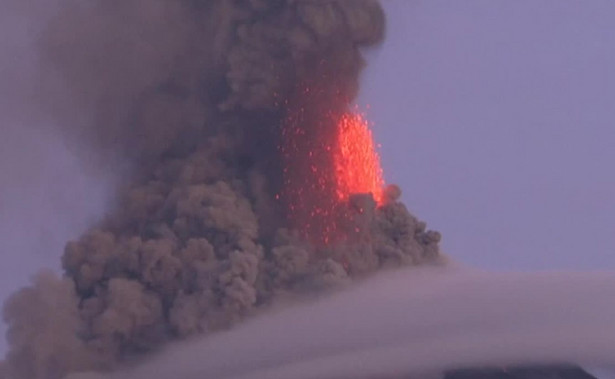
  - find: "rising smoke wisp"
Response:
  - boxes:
[1,1,443,379]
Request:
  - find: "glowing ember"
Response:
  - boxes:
[333,112,384,204]
[280,96,385,244]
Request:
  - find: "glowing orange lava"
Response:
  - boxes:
[280,101,386,245]
[333,112,385,205]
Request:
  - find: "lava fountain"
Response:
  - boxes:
[280,96,385,244]
[333,112,385,205]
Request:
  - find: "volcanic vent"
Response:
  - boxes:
[281,102,387,244]
[1,1,441,378]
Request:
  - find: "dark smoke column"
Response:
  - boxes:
[1,1,441,379]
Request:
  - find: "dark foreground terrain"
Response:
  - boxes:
[444,365,597,379]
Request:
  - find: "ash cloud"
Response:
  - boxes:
[1,1,442,379]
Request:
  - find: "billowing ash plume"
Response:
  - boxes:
[1,1,441,378]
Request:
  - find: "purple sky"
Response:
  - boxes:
[360,0,615,270]
[0,3,112,356]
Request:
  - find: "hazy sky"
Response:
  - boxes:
[361,0,615,271]
[0,4,111,357]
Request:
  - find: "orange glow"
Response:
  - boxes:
[279,86,385,244]
[333,112,385,204]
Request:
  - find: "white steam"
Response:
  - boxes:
[69,266,615,379]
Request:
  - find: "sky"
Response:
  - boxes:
[360,0,615,271]
[0,4,113,357]
[1,0,614,372]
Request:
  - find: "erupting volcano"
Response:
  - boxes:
[280,105,385,244]
[333,112,385,205]
[0,1,442,378]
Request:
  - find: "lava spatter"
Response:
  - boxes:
[280,97,385,244]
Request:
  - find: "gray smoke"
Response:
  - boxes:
[1,1,442,379]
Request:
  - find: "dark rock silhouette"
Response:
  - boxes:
[444,365,597,379]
